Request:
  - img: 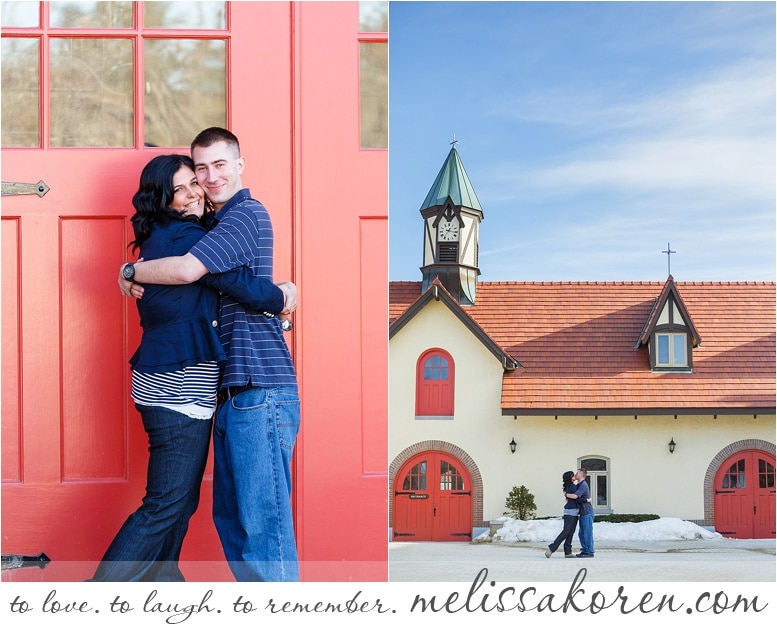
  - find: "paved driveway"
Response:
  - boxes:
[389,539,775,582]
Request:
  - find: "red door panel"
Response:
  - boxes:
[394,458,433,541]
[1,150,148,581]
[714,450,776,539]
[394,452,472,542]
[432,457,471,541]
[754,455,776,539]
[1,218,21,484]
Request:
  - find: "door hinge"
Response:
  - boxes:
[2,180,50,197]
[1,552,51,570]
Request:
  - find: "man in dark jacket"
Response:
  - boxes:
[572,468,595,558]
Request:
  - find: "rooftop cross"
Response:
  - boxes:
[450,134,458,149]
[662,242,676,276]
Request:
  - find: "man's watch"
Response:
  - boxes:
[122,263,135,282]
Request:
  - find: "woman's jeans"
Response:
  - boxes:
[548,514,579,555]
[89,405,211,582]
[212,386,301,582]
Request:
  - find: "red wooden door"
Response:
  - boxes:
[714,450,776,539]
[416,349,455,416]
[393,452,472,542]
[433,457,472,541]
[394,457,434,540]
[2,1,387,582]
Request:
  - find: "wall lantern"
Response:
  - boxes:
[509,437,517,454]
[668,438,676,454]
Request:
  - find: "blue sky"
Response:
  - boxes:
[388,1,775,282]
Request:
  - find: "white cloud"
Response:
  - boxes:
[485,60,775,204]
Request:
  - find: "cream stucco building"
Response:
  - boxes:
[389,146,775,542]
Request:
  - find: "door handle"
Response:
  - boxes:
[2,180,50,197]
[433,504,437,517]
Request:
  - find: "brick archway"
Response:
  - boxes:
[390,440,484,530]
[702,438,776,528]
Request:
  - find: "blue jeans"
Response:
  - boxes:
[212,386,300,581]
[89,405,212,582]
[578,513,594,554]
[548,515,579,555]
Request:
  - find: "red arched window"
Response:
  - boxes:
[415,349,454,416]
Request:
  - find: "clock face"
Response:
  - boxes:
[438,220,459,241]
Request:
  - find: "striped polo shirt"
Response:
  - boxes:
[189,189,297,389]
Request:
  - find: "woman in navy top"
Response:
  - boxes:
[89,155,282,582]
[545,470,582,558]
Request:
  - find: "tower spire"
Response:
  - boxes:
[419,142,484,305]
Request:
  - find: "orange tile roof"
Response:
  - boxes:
[389,280,776,414]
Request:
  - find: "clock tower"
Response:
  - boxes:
[420,142,484,305]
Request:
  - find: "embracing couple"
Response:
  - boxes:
[545,468,595,559]
[89,127,300,583]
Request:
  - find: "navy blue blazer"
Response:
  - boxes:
[129,218,284,373]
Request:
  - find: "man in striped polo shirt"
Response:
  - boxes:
[119,127,300,582]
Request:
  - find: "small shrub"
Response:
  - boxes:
[504,485,537,520]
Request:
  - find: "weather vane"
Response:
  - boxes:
[662,242,676,276]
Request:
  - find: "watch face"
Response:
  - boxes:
[438,220,459,241]
[122,264,135,280]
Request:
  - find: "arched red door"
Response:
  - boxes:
[393,452,472,541]
[714,450,775,539]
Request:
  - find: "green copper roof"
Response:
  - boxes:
[419,146,483,213]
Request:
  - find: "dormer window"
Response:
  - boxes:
[655,332,688,368]
[636,276,701,373]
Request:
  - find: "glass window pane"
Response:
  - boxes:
[360,41,387,149]
[596,475,608,506]
[581,458,606,472]
[656,334,669,364]
[423,354,448,380]
[724,460,746,489]
[759,460,774,489]
[359,1,387,32]
[144,1,226,29]
[50,38,133,147]
[1,37,39,147]
[672,334,686,365]
[144,39,226,147]
[1,1,39,27]
[404,461,427,490]
[49,1,132,28]
[440,461,463,490]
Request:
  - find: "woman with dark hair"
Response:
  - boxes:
[89,154,284,582]
[544,470,581,558]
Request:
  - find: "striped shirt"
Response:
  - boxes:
[189,189,297,389]
[132,361,220,420]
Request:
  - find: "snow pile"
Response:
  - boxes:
[476,517,723,543]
